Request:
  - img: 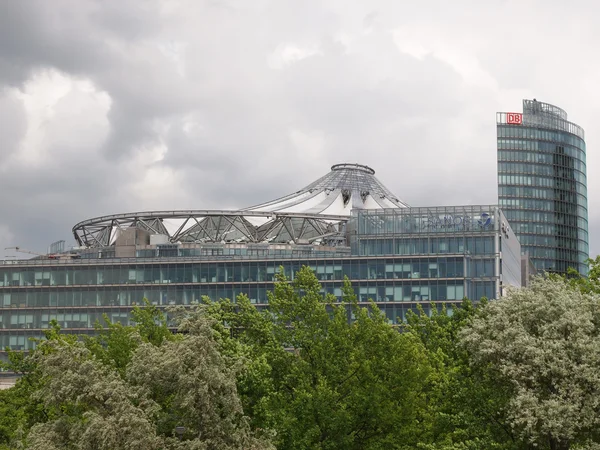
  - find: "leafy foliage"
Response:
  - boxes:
[565,256,600,295]
[462,276,600,450]
[200,266,431,449]
[1,300,270,449]
[3,268,600,450]
[26,340,163,450]
[83,298,175,377]
[405,301,521,450]
[0,381,28,448]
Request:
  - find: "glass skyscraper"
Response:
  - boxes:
[497,99,588,275]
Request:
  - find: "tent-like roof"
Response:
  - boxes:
[72,163,408,248]
[244,163,408,215]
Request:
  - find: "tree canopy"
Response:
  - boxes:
[200,266,432,450]
[462,277,600,450]
[0,301,271,450]
[565,256,600,295]
[2,266,600,450]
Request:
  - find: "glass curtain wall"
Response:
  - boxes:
[497,99,589,275]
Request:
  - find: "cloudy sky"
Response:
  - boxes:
[0,0,598,257]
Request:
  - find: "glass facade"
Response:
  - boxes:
[0,205,520,352]
[497,99,588,275]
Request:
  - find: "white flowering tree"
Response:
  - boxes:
[462,277,600,450]
[15,305,272,450]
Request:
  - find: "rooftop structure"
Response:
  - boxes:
[72,163,407,249]
[245,163,408,213]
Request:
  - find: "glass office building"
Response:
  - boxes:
[0,165,521,352]
[497,99,588,275]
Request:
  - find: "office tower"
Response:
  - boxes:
[497,99,588,275]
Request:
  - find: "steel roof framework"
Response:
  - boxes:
[72,163,407,249]
[72,211,349,248]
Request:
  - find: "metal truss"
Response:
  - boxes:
[72,210,349,248]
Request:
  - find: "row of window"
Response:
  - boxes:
[353,215,495,236]
[497,139,585,161]
[497,126,585,150]
[0,280,474,318]
[0,258,471,288]
[521,243,589,264]
[132,247,349,260]
[502,210,584,228]
[516,233,585,251]
[2,299,492,351]
[0,279,484,310]
[518,246,583,261]
[529,258,587,275]
[0,278,498,310]
[509,221,588,238]
[498,162,586,184]
[498,174,586,194]
[498,186,587,206]
[0,275,498,351]
[498,198,587,218]
[356,236,495,256]
[498,150,586,173]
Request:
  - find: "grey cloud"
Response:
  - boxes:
[0,0,597,259]
[0,2,111,83]
[0,91,27,158]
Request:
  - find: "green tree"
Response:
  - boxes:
[461,277,600,450]
[83,298,175,377]
[0,381,28,448]
[565,256,600,295]
[0,320,78,448]
[200,266,431,450]
[406,301,522,450]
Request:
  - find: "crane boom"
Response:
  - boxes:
[4,246,80,260]
[4,246,45,256]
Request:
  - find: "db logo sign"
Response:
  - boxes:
[506,113,523,125]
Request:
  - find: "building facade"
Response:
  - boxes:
[0,165,521,353]
[497,99,588,275]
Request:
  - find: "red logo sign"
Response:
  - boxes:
[506,113,523,125]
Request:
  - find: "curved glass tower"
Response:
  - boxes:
[497,99,588,275]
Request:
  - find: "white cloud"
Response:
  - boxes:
[289,128,328,164]
[11,69,111,167]
[268,43,322,70]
